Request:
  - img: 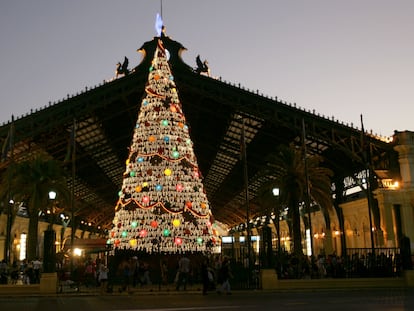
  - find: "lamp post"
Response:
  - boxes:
[302,118,313,256]
[70,119,77,276]
[46,190,57,228]
[272,188,281,276]
[241,117,252,288]
[43,191,57,273]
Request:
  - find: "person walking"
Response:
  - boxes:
[176,255,191,291]
[0,260,8,284]
[201,256,211,295]
[217,257,232,295]
[131,256,140,287]
[119,258,133,294]
[32,257,42,284]
[97,263,108,294]
[141,261,152,285]
[161,260,168,285]
[84,261,96,287]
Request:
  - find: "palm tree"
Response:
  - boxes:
[265,143,333,257]
[0,154,70,261]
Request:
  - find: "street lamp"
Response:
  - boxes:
[48,190,57,200]
[46,191,58,229]
[272,188,281,276]
[240,117,252,288]
[44,190,57,273]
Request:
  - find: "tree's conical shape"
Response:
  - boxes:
[108,39,217,253]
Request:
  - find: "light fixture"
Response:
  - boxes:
[19,233,27,260]
[73,248,83,256]
[48,191,57,200]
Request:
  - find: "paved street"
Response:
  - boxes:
[0,288,413,311]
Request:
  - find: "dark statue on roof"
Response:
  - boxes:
[116,57,129,78]
[195,55,211,77]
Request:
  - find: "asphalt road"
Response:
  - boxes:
[0,288,413,311]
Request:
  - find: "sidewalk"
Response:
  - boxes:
[0,277,408,297]
[0,282,206,297]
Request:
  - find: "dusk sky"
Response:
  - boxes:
[1,1,413,138]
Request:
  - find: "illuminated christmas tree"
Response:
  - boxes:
[108,38,217,254]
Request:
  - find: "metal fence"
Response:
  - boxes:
[221,245,407,287]
[343,248,402,278]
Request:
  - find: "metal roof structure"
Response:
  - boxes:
[0,35,399,233]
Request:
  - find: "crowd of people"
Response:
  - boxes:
[2,250,404,294]
[274,251,404,279]
[109,253,234,295]
[0,258,42,285]
[57,257,110,292]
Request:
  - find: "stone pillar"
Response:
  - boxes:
[376,193,396,247]
[375,229,385,247]
[260,269,278,289]
[375,192,390,246]
[0,235,5,261]
[394,131,414,188]
[234,232,241,262]
[401,202,414,248]
[324,228,334,255]
[40,272,58,293]
[405,270,414,287]
[393,131,414,251]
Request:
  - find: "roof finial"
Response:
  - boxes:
[155,12,163,37]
